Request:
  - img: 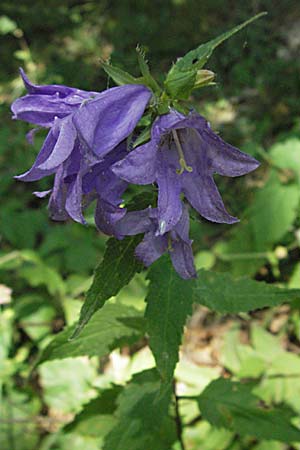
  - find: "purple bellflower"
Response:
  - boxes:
[112,109,260,235]
[115,202,196,279]
[12,70,152,232]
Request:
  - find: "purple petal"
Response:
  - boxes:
[112,141,157,185]
[156,152,182,234]
[19,68,97,99]
[135,231,168,266]
[182,173,238,224]
[15,128,58,181]
[114,208,153,236]
[173,203,191,243]
[48,166,68,221]
[94,199,126,237]
[33,189,51,198]
[11,95,76,127]
[73,84,152,157]
[200,126,260,177]
[170,240,197,279]
[37,116,76,170]
[26,127,40,144]
[65,174,86,224]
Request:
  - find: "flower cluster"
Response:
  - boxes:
[12,70,259,279]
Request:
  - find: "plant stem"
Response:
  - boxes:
[173,381,186,450]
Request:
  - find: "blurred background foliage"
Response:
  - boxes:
[0,1,300,449]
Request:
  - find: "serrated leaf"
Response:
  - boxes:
[145,257,194,382]
[38,303,144,364]
[193,270,300,313]
[165,12,266,98]
[103,369,176,450]
[65,387,122,437]
[197,378,300,442]
[100,60,139,86]
[72,236,143,338]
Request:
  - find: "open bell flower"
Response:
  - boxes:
[115,203,196,279]
[112,109,260,235]
[12,70,152,232]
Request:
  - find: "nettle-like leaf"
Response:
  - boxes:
[144,258,300,383]
[64,386,122,440]
[165,12,266,99]
[197,378,300,443]
[38,303,144,364]
[193,269,300,313]
[219,170,300,277]
[72,236,143,338]
[145,257,194,383]
[103,369,176,450]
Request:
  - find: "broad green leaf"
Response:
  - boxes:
[38,303,144,363]
[165,12,266,98]
[145,257,194,382]
[197,378,300,442]
[269,138,300,171]
[103,369,176,450]
[100,59,139,86]
[254,351,300,413]
[220,171,300,276]
[72,236,143,338]
[193,269,300,313]
[183,421,233,450]
[39,357,97,414]
[64,387,122,439]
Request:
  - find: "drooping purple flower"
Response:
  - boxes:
[12,70,152,233]
[112,109,260,235]
[41,140,128,236]
[115,203,196,279]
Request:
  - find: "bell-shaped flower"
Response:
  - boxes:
[35,141,128,236]
[112,110,260,235]
[12,70,152,233]
[115,203,196,279]
[12,70,152,177]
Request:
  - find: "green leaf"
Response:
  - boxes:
[197,378,300,443]
[165,12,266,99]
[193,270,300,313]
[64,387,122,438]
[72,236,143,338]
[103,369,176,450]
[145,257,194,382]
[38,303,144,364]
[219,171,300,276]
[39,357,97,415]
[269,138,300,171]
[136,45,161,94]
[100,59,139,86]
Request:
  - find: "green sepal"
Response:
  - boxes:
[100,59,140,86]
[165,12,267,99]
[136,45,162,95]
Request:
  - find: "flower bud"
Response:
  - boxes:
[194,70,215,88]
